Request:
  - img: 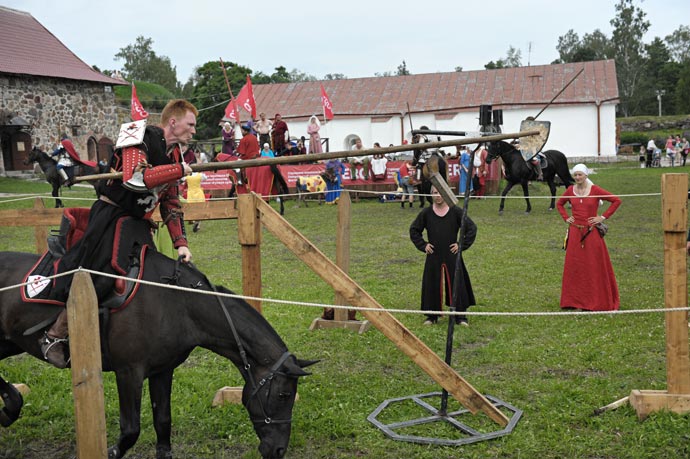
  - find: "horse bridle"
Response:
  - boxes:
[167,258,293,425]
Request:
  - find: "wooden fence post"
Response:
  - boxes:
[66,271,107,458]
[33,198,48,254]
[629,173,690,419]
[309,191,370,333]
[238,193,262,313]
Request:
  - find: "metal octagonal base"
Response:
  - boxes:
[367,392,522,446]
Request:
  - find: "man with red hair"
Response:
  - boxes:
[39,99,198,368]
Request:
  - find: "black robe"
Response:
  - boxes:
[409,205,476,318]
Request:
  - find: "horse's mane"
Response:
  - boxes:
[213,284,287,350]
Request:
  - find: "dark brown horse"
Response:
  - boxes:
[486,140,574,214]
[0,250,313,458]
[25,147,105,208]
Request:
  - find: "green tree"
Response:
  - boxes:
[674,62,690,113]
[190,60,253,138]
[504,46,522,67]
[485,46,522,69]
[114,36,179,94]
[580,30,612,60]
[396,60,410,76]
[609,0,650,116]
[288,68,317,82]
[324,73,347,80]
[555,29,581,63]
[665,25,690,64]
[556,29,611,63]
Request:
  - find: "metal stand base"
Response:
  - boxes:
[368,392,522,446]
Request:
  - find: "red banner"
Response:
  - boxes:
[130,84,148,121]
[236,76,257,119]
[223,100,238,121]
[320,84,334,120]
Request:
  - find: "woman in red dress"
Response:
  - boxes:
[556,164,621,311]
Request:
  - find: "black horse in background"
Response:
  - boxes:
[0,250,314,458]
[25,147,105,208]
[486,140,574,214]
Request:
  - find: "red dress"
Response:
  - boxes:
[556,185,621,311]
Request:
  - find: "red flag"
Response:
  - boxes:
[223,100,238,121]
[320,84,334,120]
[236,75,257,119]
[130,84,148,121]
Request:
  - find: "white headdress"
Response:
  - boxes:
[571,164,589,176]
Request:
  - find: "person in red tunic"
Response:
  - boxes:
[236,124,260,159]
[271,114,289,154]
[556,164,621,311]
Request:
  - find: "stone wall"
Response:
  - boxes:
[619,117,690,133]
[0,73,121,155]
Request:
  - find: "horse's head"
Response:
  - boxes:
[24,146,43,165]
[485,140,515,164]
[243,353,317,459]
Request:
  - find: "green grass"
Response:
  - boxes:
[1,164,689,459]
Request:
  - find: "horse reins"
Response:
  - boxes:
[167,257,292,425]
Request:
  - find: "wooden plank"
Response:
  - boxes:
[661,174,690,394]
[238,194,262,313]
[151,200,238,222]
[0,206,64,227]
[0,200,237,227]
[256,198,509,427]
[629,390,690,420]
[33,198,49,254]
[334,191,351,321]
[66,272,107,459]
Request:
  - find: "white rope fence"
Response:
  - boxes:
[3,267,686,319]
[0,190,663,205]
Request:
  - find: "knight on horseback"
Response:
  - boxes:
[514,139,545,181]
[38,99,197,368]
[50,138,79,185]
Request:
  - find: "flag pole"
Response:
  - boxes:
[219,57,240,126]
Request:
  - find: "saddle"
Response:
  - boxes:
[21,208,147,313]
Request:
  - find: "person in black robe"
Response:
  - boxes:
[409,186,476,325]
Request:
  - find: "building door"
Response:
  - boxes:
[0,130,32,171]
[97,136,114,164]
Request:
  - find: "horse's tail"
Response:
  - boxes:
[547,150,574,186]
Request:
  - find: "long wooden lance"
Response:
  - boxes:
[533,67,584,120]
[75,129,543,182]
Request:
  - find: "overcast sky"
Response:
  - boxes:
[5,0,689,83]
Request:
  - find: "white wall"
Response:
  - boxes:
[286,101,617,158]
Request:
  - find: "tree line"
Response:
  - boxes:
[98,0,689,137]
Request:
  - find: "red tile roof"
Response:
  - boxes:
[253,60,618,121]
[0,6,125,85]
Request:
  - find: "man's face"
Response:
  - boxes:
[169,111,196,145]
[276,115,282,122]
[355,139,362,148]
[260,113,266,120]
[431,188,444,205]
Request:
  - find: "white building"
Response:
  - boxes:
[252,60,619,158]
